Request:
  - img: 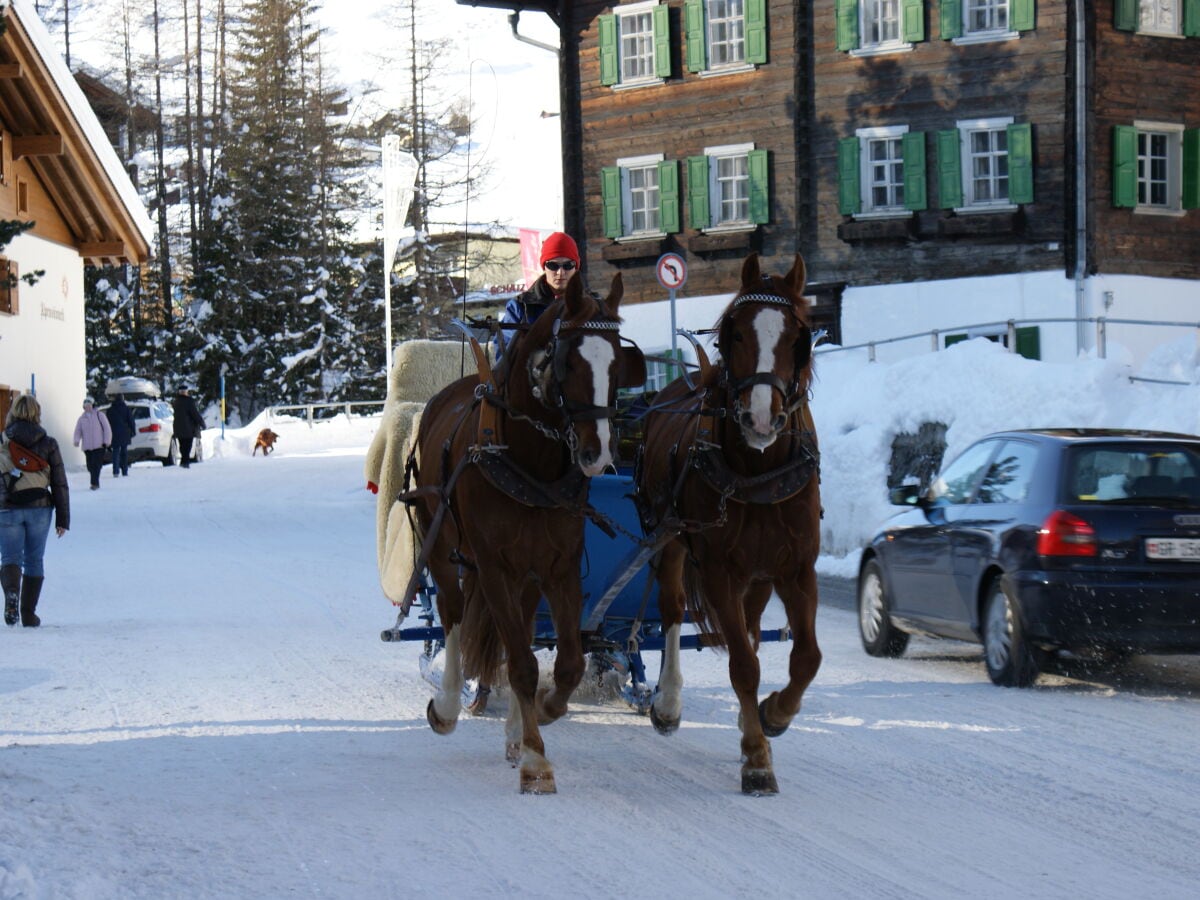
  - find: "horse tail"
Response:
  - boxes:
[682,558,727,649]
[459,573,506,685]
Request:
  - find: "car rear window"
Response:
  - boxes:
[1068,444,1200,503]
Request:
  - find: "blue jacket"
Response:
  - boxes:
[493,276,555,361]
[105,397,137,446]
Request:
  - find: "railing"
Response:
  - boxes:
[266,400,386,426]
[814,316,1200,386]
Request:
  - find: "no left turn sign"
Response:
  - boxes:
[656,253,687,290]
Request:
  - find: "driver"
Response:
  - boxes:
[493,232,581,362]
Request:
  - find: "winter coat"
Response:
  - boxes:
[105,398,137,447]
[171,393,206,440]
[2,420,70,530]
[73,408,113,452]
[493,276,557,360]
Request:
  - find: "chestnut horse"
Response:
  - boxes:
[405,273,641,794]
[636,253,821,794]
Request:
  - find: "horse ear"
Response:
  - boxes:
[740,253,762,289]
[602,272,624,317]
[563,271,586,320]
[785,253,807,298]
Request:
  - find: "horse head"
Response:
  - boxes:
[716,253,813,452]
[522,272,634,476]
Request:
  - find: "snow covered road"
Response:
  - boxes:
[3,425,1198,899]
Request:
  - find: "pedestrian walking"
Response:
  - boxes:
[73,398,112,490]
[105,395,136,477]
[171,387,206,468]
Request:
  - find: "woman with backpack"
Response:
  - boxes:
[1,394,70,627]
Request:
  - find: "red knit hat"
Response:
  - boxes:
[539,232,580,267]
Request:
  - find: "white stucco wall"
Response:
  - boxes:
[0,233,86,467]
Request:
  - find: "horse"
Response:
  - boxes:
[402,272,643,794]
[635,252,821,795]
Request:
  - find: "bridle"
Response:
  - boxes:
[718,291,813,419]
[529,315,624,425]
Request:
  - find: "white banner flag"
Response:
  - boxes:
[382,135,418,270]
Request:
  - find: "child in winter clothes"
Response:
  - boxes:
[73,398,112,490]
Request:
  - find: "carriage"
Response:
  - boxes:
[370,253,821,795]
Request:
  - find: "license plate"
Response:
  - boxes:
[1145,537,1200,560]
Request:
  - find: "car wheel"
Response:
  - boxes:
[858,559,909,658]
[982,577,1041,688]
[161,438,180,467]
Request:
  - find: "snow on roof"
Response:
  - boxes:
[8,0,154,247]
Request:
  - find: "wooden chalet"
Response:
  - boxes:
[461,2,1200,366]
[0,0,153,456]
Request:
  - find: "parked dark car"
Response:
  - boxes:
[857,429,1200,687]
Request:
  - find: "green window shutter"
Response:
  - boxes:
[685,0,706,71]
[836,0,859,51]
[902,0,925,42]
[653,4,673,78]
[1113,0,1138,31]
[1015,326,1041,361]
[1185,0,1200,37]
[1007,123,1034,204]
[941,0,963,39]
[687,155,711,229]
[599,15,618,86]
[601,166,623,238]
[837,137,861,215]
[902,131,927,211]
[945,333,969,348]
[747,149,770,224]
[746,0,768,63]
[1010,0,1035,32]
[1112,126,1138,208]
[1183,130,1200,209]
[937,130,963,209]
[659,160,681,232]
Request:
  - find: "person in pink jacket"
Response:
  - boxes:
[73,397,112,491]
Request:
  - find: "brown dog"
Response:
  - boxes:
[253,428,279,456]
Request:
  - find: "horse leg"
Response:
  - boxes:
[504,681,523,764]
[506,640,555,793]
[426,560,466,734]
[537,578,585,725]
[759,570,822,737]
[650,543,686,734]
[708,576,777,795]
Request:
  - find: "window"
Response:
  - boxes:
[976,441,1039,505]
[836,0,925,52]
[941,0,1035,41]
[643,348,684,392]
[687,144,769,230]
[685,0,767,73]
[1112,123,1199,213]
[838,127,927,216]
[937,118,1033,210]
[945,326,1041,360]
[1114,0,1198,36]
[16,178,28,215]
[928,439,999,505]
[599,3,670,87]
[601,156,680,239]
[0,258,18,316]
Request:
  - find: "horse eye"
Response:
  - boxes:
[732,330,744,343]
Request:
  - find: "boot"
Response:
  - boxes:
[20,575,43,628]
[2,564,20,626]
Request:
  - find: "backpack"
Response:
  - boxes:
[0,437,51,505]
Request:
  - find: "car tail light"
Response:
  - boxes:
[139,424,162,433]
[1037,510,1097,557]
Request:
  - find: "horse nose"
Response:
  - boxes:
[771,412,786,431]
[578,447,599,470]
[738,410,755,432]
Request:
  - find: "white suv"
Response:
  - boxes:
[100,377,202,467]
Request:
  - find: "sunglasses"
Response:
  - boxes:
[544,260,577,273]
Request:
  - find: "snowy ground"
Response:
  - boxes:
[4,345,1200,898]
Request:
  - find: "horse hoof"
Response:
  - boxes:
[505,742,521,765]
[758,697,790,738]
[426,699,457,735]
[519,770,557,794]
[742,768,779,796]
[649,703,679,735]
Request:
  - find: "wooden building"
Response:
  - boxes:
[0,0,152,457]
[460,2,1200,366]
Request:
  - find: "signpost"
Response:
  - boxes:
[656,252,688,375]
[382,136,418,376]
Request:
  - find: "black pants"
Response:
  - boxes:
[177,435,194,467]
[84,448,105,487]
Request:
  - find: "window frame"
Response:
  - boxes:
[602,156,680,240]
[857,125,910,216]
[956,116,1018,212]
[599,2,670,89]
[857,0,914,56]
[707,142,752,230]
[685,0,767,76]
[619,153,666,238]
[1134,120,1185,214]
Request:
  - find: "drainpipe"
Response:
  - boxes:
[1073,0,1088,355]
[509,12,560,56]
